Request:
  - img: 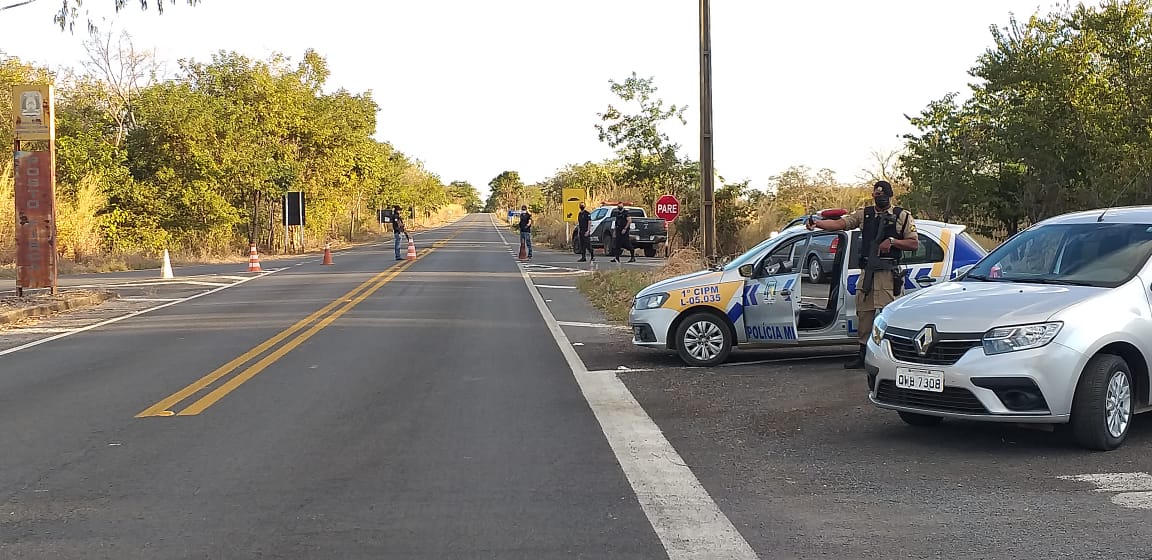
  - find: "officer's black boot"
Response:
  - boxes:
[843,344,866,369]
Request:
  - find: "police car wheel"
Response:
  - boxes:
[674,312,732,367]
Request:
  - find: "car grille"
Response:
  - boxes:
[884,327,983,366]
[875,380,989,414]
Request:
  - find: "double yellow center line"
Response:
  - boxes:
[137,233,458,418]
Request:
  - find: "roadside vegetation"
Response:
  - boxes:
[0,30,483,276]
[549,1,1152,320]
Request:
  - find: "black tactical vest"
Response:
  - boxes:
[859,206,904,267]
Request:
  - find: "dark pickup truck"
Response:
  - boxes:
[572,205,668,257]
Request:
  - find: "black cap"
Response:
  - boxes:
[874,181,893,196]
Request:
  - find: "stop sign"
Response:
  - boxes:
[655,195,680,221]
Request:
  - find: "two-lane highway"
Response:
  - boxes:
[0,215,750,559]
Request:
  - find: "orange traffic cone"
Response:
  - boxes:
[247,243,262,272]
[322,243,334,265]
[405,237,417,260]
[517,237,529,261]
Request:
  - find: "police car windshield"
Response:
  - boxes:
[964,222,1152,288]
[724,235,785,271]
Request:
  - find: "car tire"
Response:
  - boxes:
[673,312,733,367]
[807,255,824,283]
[898,411,943,427]
[601,233,611,256]
[643,246,657,258]
[1069,354,1133,451]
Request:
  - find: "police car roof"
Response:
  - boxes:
[781,218,968,233]
[1039,205,1152,225]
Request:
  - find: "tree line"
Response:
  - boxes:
[1,30,482,267]
[490,0,1152,258]
[900,0,1152,238]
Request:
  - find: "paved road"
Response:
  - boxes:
[0,215,749,559]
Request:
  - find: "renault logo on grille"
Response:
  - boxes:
[914,325,937,356]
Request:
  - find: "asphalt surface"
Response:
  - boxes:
[0,216,668,559]
[6,215,1152,559]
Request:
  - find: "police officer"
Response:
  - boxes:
[611,202,637,263]
[807,180,918,369]
[577,202,594,262]
[391,204,408,261]
[518,204,533,259]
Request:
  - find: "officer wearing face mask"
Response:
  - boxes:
[807,180,918,369]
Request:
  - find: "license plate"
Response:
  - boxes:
[895,367,944,392]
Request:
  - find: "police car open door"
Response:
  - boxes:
[742,234,806,345]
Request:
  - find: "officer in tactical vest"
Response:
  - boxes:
[807,180,918,369]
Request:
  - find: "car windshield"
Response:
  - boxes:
[964,222,1152,288]
[724,234,789,271]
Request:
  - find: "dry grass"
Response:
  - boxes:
[577,246,708,323]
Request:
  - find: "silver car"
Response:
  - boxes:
[867,206,1152,450]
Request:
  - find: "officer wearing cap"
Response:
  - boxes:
[807,180,918,369]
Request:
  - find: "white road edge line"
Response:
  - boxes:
[0,270,281,358]
[505,215,759,559]
[535,284,578,289]
[491,215,510,246]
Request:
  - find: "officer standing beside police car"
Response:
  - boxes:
[807,180,918,370]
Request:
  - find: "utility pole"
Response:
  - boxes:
[699,0,716,261]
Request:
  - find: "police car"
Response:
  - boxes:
[628,210,988,366]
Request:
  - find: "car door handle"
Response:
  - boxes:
[780,289,792,296]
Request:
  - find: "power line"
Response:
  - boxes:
[0,0,40,12]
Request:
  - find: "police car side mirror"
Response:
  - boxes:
[739,264,754,278]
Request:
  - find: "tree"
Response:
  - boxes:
[484,171,525,213]
[594,72,690,208]
[447,181,482,213]
[55,0,201,33]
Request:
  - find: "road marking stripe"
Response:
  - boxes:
[536,285,578,289]
[0,270,280,358]
[137,235,456,418]
[508,218,759,560]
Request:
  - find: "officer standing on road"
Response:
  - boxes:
[807,180,918,369]
[392,204,408,261]
[518,204,533,259]
[611,202,637,263]
[577,202,594,262]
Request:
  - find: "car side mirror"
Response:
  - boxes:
[739,264,754,278]
[952,264,975,279]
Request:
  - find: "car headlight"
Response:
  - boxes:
[982,322,1062,355]
[634,293,669,310]
[871,315,887,345]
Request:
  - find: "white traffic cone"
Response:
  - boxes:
[161,249,174,279]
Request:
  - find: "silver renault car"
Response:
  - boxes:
[867,206,1152,450]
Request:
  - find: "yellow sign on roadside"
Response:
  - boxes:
[562,188,585,224]
[12,85,53,142]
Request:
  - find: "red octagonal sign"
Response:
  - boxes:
[655,194,680,221]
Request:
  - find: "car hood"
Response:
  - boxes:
[884,280,1103,333]
[640,270,723,295]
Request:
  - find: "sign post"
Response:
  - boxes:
[655,194,680,258]
[11,84,57,296]
[282,191,305,254]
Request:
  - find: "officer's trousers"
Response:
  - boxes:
[855,270,898,345]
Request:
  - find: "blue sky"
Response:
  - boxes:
[1,0,1082,197]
